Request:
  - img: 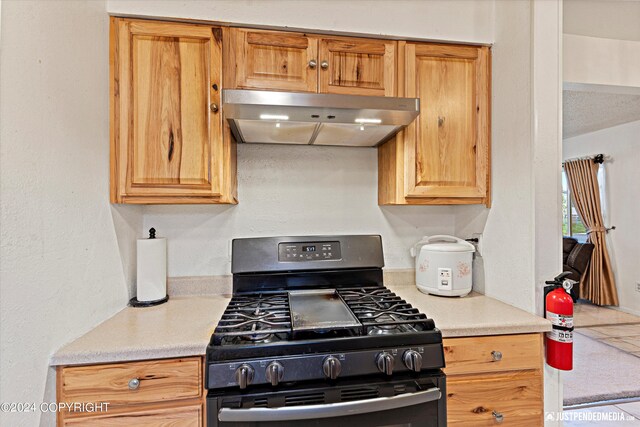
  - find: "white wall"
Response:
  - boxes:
[0,1,141,426]
[532,1,564,422]
[563,120,640,316]
[564,0,640,42]
[0,0,567,424]
[144,144,456,277]
[106,0,495,44]
[564,34,640,89]
[454,0,536,312]
[108,0,496,276]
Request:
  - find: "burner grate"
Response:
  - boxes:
[338,286,435,334]
[214,293,292,345]
[212,286,436,345]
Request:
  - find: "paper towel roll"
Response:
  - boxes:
[136,237,167,302]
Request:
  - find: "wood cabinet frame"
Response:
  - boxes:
[110,18,237,204]
[56,357,206,426]
[443,334,544,426]
[379,42,491,206]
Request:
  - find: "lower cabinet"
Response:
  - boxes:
[443,334,544,426]
[61,404,202,426]
[56,336,543,425]
[56,357,205,426]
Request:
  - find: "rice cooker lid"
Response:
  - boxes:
[421,241,475,253]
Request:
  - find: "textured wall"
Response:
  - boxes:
[564,35,640,88]
[563,120,640,316]
[0,2,142,426]
[0,0,569,424]
[144,144,456,276]
[106,0,495,44]
[118,0,498,277]
[564,0,640,41]
[455,0,535,312]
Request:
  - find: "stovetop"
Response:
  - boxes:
[212,286,436,347]
[205,235,444,391]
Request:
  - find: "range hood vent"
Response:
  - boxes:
[222,90,419,147]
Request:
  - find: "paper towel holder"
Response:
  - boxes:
[130,228,169,308]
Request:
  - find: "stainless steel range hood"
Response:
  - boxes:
[222,89,419,147]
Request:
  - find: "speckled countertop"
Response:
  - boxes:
[51,280,550,366]
[50,296,230,366]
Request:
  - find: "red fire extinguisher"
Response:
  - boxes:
[544,272,577,370]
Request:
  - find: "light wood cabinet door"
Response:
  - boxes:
[378,43,490,206]
[231,28,318,93]
[58,358,202,408]
[57,357,205,426]
[62,404,202,426]
[443,334,543,376]
[405,43,490,200]
[447,370,543,426]
[111,18,236,204]
[318,37,396,96]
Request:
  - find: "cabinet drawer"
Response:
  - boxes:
[447,370,543,426]
[59,358,202,408]
[443,334,542,375]
[62,403,202,426]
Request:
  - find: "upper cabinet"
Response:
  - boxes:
[110,18,490,206]
[110,18,237,204]
[230,28,318,93]
[228,29,397,96]
[318,37,396,96]
[379,43,491,206]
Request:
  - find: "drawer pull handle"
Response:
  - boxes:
[128,378,140,390]
[493,410,504,423]
[321,60,329,70]
[308,59,317,69]
[491,351,502,361]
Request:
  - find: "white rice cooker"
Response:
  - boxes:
[410,235,475,297]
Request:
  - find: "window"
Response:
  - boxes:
[562,169,588,242]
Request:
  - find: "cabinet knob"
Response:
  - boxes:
[128,378,140,390]
[308,59,317,69]
[210,103,219,113]
[492,410,504,423]
[491,351,503,361]
[320,60,329,70]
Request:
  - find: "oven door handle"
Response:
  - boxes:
[218,387,441,422]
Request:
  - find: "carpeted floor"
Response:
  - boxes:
[564,331,640,405]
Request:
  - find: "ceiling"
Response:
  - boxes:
[563,90,640,139]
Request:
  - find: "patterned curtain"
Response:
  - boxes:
[564,159,618,306]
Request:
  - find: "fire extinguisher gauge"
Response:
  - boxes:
[562,279,577,292]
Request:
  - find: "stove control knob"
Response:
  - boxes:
[376,352,395,376]
[235,364,255,389]
[322,356,342,380]
[403,350,423,372]
[265,361,285,386]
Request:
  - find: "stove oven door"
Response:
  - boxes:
[207,373,446,427]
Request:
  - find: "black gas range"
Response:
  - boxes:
[206,235,446,427]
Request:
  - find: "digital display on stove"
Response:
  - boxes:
[278,241,341,262]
